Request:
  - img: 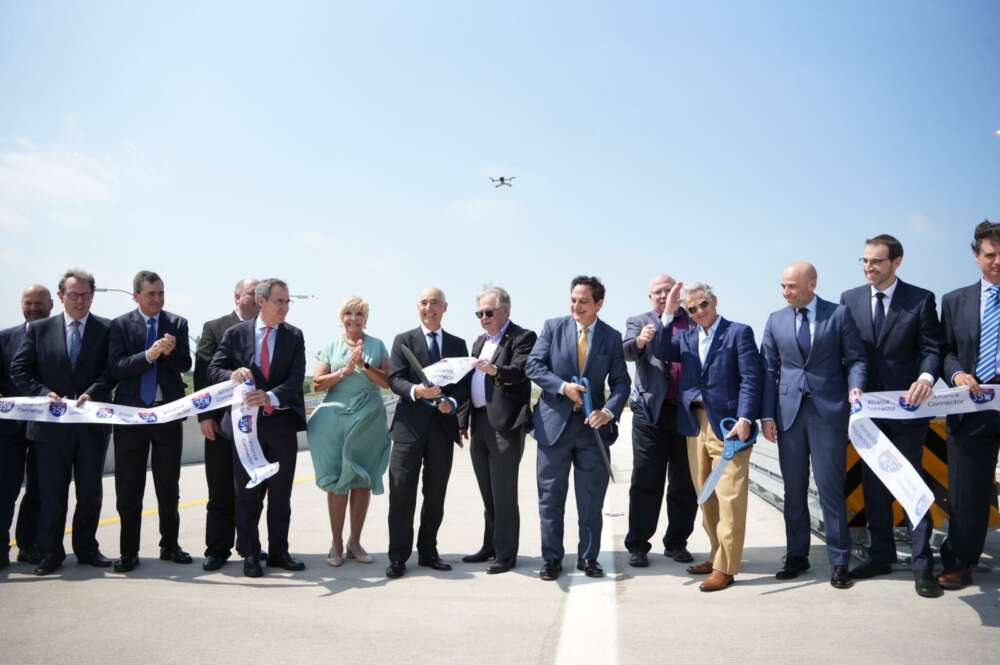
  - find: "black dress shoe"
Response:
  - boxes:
[628,551,649,568]
[266,553,305,571]
[937,567,972,591]
[77,550,112,567]
[487,559,516,574]
[830,565,854,589]
[664,545,694,563]
[160,546,193,564]
[386,561,406,579]
[850,560,892,579]
[113,556,140,573]
[775,555,810,580]
[540,559,562,581]
[461,548,495,563]
[577,559,604,578]
[34,555,62,576]
[17,547,41,565]
[914,570,943,598]
[202,554,229,572]
[418,556,452,571]
[243,554,264,578]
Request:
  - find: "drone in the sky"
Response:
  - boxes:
[489,176,515,188]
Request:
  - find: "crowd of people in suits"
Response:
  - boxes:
[1,220,998,599]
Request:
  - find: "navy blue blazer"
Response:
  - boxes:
[941,282,987,431]
[0,323,28,438]
[840,279,941,391]
[9,313,113,445]
[207,319,307,432]
[526,316,631,447]
[761,297,867,431]
[109,309,192,407]
[652,317,763,440]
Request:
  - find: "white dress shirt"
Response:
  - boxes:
[471,321,509,408]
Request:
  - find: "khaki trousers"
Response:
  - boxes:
[686,408,750,576]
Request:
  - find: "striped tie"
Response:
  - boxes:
[975,285,1000,381]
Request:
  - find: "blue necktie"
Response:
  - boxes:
[140,317,158,406]
[796,308,811,359]
[428,331,441,363]
[975,285,1000,381]
[68,320,82,369]
[873,292,886,339]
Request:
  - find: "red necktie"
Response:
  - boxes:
[260,326,273,415]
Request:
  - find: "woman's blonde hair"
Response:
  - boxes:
[339,296,370,320]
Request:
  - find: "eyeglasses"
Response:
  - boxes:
[858,258,888,266]
[684,299,711,315]
[63,291,94,302]
[474,309,495,319]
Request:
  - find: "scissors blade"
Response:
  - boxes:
[697,457,730,505]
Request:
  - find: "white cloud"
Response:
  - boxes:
[0,147,118,206]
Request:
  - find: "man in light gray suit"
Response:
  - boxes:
[761,261,866,589]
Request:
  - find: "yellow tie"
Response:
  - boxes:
[577,325,588,375]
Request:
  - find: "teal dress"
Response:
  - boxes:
[307,335,391,495]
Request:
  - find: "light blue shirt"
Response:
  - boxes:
[254,317,281,408]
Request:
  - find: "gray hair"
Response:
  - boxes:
[58,268,95,294]
[681,282,715,300]
[234,277,258,295]
[132,270,162,293]
[475,284,511,309]
[255,278,288,300]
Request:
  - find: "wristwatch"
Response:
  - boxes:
[363,361,371,370]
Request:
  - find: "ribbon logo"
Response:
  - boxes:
[96,407,114,419]
[850,401,863,414]
[897,397,920,412]
[191,392,213,410]
[970,388,995,404]
[238,415,253,434]
[48,402,67,417]
[0,401,14,414]
[878,449,903,473]
[137,411,158,424]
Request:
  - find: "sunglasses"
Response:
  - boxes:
[684,299,712,315]
[474,309,495,319]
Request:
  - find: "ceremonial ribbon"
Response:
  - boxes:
[849,385,998,526]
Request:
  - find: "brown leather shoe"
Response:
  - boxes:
[699,570,734,592]
[686,560,714,575]
[937,568,972,591]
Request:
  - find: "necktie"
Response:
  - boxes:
[578,325,588,375]
[140,317,158,406]
[796,308,811,360]
[428,331,441,363]
[975,285,1000,381]
[68,320,82,369]
[259,326,273,414]
[873,292,886,340]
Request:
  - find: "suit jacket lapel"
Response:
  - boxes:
[808,299,833,363]
[243,321,256,367]
[583,321,604,376]
[876,281,902,348]
[490,329,509,364]
[471,334,485,360]
[412,328,431,367]
[270,324,288,377]
[701,318,728,375]
[787,307,806,365]
[965,284,982,365]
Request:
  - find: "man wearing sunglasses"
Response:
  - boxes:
[459,285,537,574]
[622,274,697,568]
[760,262,866,590]
[527,276,630,581]
[650,282,763,591]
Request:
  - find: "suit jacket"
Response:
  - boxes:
[0,323,28,438]
[622,309,688,423]
[761,297,867,431]
[207,319,307,433]
[388,327,470,445]
[109,309,192,407]
[193,311,241,423]
[458,321,536,435]
[840,279,941,391]
[526,316,631,447]
[651,317,763,440]
[9,313,113,444]
[941,282,989,431]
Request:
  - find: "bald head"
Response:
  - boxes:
[417,287,448,331]
[21,284,53,322]
[648,273,675,314]
[233,277,260,320]
[780,262,818,309]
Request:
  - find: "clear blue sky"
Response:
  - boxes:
[1,1,997,369]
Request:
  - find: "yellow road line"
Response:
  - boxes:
[8,473,316,547]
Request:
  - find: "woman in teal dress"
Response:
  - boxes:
[308,296,391,567]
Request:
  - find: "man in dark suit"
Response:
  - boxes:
[107,271,193,573]
[622,273,697,568]
[761,261,866,589]
[0,284,52,567]
[385,287,470,579]
[194,277,258,571]
[651,281,763,591]
[937,220,1000,591]
[458,285,536,574]
[208,278,307,578]
[10,269,115,575]
[527,276,630,581]
[840,234,943,597]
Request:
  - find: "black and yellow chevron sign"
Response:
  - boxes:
[847,419,1000,529]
